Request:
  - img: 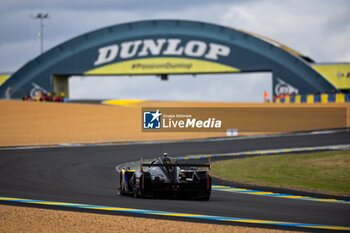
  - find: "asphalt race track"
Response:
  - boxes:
[1,131,350,232]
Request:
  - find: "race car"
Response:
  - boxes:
[119,153,211,200]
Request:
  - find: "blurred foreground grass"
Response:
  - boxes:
[211,150,350,196]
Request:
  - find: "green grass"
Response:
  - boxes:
[211,150,350,196]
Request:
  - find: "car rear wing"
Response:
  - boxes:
[142,163,210,167]
[142,158,211,168]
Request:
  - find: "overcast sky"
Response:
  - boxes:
[1,0,349,102]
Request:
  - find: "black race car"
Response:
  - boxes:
[119,153,211,200]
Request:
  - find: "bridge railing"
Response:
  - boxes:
[273,93,350,103]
